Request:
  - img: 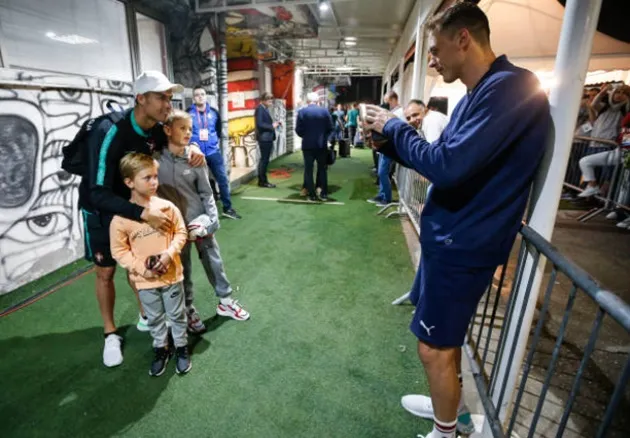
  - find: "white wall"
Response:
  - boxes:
[383,0,441,82]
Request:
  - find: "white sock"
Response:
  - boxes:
[433,416,457,438]
[220,296,233,305]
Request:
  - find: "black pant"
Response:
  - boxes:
[258,141,273,184]
[348,126,356,145]
[303,148,328,197]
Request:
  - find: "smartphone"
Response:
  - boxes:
[359,103,389,148]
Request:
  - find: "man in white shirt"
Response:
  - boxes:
[422,97,449,143]
[405,99,427,137]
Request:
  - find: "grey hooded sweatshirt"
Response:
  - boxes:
[157,147,220,235]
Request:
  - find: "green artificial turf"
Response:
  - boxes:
[0,149,430,438]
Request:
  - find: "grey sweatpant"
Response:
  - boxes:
[138,282,187,348]
[181,235,232,308]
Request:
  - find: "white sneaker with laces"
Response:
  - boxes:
[103,334,123,367]
[402,394,475,435]
[616,217,630,229]
[136,313,150,332]
[578,185,600,198]
[217,298,250,321]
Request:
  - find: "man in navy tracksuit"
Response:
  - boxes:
[295,92,334,201]
[189,85,241,219]
[364,4,551,438]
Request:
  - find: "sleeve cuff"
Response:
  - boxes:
[133,204,144,221]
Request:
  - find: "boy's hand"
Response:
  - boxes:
[152,251,172,275]
[188,146,206,167]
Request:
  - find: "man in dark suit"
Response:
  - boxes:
[295,92,334,201]
[254,92,279,188]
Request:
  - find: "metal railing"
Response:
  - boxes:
[467,225,630,438]
[393,163,630,437]
[378,163,430,226]
[563,136,630,222]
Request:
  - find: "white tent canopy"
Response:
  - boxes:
[480,0,630,72]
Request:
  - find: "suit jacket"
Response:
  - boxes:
[255,104,276,143]
[295,104,334,150]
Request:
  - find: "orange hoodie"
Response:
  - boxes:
[110,197,187,290]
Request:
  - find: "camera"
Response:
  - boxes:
[359,103,389,149]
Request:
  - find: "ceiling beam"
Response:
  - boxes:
[293,48,390,56]
[195,0,354,13]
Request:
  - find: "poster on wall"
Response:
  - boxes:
[231,92,245,109]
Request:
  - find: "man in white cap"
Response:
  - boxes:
[78,70,206,368]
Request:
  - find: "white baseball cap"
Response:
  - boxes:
[133,70,184,95]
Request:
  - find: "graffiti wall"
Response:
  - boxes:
[226,34,260,169]
[202,3,317,39]
[172,14,219,105]
[0,69,133,293]
[270,99,287,159]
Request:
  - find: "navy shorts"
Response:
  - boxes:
[82,209,116,267]
[410,249,495,348]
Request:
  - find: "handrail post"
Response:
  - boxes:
[486,0,604,434]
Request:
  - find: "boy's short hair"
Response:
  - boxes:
[165,110,192,126]
[119,153,157,180]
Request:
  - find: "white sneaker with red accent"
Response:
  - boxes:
[216,298,250,321]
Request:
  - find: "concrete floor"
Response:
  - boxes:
[399,209,630,438]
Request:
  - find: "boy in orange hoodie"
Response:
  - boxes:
[110,153,190,376]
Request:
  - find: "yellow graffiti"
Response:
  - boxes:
[226,30,256,58]
[228,116,255,139]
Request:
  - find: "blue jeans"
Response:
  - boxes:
[206,152,232,211]
[377,153,392,203]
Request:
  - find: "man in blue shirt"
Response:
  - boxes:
[189,85,241,219]
[364,4,550,438]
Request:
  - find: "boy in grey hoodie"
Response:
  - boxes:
[158,110,250,333]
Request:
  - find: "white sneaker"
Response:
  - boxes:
[136,314,150,332]
[401,394,475,435]
[606,211,619,220]
[616,217,630,229]
[103,334,123,367]
[578,186,600,198]
[217,298,250,321]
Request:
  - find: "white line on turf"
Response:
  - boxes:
[241,196,345,205]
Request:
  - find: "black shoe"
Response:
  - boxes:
[175,346,192,375]
[319,194,328,202]
[308,196,319,202]
[258,182,276,188]
[149,347,170,377]
[222,208,242,219]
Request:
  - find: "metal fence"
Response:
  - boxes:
[392,163,630,437]
[467,226,630,438]
[563,136,630,222]
[379,164,430,232]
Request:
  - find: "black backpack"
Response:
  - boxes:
[61,101,125,176]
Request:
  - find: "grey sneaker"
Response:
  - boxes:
[175,346,192,375]
[222,208,242,219]
[149,347,170,377]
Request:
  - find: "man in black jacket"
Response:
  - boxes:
[254,92,280,187]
